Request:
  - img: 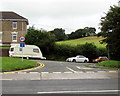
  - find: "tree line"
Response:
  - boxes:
[49,27,96,41]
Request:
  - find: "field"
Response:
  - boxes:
[56,36,106,48]
[0,57,37,72]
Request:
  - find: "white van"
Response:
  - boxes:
[9,44,46,59]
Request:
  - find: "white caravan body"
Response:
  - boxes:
[9,44,46,59]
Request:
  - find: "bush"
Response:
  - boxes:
[52,43,107,62]
[53,44,76,57]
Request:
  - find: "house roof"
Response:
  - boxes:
[0,11,28,24]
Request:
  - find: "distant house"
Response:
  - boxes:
[0,11,28,46]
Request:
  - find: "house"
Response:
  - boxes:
[0,11,28,46]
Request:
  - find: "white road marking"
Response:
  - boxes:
[76,66,83,69]
[97,71,107,73]
[0,79,13,80]
[37,90,120,94]
[66,67,77,73]
[108,71,117,72]
[17,72,27,74]
[41,72,49,74]
[86,71,95,73]
[52,72,62,73]
[63,72,73,73]
[29,72,39,74]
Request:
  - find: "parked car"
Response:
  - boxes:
[93,56,109,62]
[9,44,46,59]
[66,55,89,63]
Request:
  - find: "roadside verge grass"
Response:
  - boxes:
[0,57,37,72]
[98,60,120,69]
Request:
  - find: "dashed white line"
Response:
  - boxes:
[52,72,62,73]
[17,72,27,74]
[41,72,49,74]
[66,67,77,73]
[108,71,117,72]
[76,66,83,69]
[29,72,39,74]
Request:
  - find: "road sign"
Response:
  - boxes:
[20,42,25,47]
[20,36,25,42]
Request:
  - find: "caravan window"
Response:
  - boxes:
[10,48,14,51]
[19,48,22,51]
[33,49,39,53]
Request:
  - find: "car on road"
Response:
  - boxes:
[93,56,109,63]
[66,55,89,63]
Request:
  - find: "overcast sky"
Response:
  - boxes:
[0,0,119,34]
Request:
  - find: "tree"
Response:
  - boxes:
[100,6,120,60]
[49,28,66,41]
[68,27,96,40]
[25,28,56,54]
[84,27,96,36]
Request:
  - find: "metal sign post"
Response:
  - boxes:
[20,36,25,61]
[20,42,25,61]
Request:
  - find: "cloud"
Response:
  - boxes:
[0,0,118,33]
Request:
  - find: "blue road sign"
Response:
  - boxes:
[20,42,25,47]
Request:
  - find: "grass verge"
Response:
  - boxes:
[98,60,120,69]
[0,57,37,72]
[0,47,10,49]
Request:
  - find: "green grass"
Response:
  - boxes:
[0,47,10,49]
[0,57,37,72]
[98,60,120,69]
[56,36,106,48]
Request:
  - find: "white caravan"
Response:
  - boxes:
[9,44,46,59]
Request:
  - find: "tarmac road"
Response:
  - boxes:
[2,79,119,94]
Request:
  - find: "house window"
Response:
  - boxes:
[12,22,17,29]
[0,32,2,42]
[11,32,18,42]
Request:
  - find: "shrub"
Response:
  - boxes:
[52,43,107,62]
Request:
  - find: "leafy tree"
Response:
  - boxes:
[100,6,120,60]
[49,28,66,41]
[68,27,96,40]
[84,27,96,36]
[25,28,55,54]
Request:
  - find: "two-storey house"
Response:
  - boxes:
[0,11,28,46]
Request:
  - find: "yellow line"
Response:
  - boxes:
[2,62,45,74]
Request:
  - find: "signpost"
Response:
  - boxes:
[20,36,25,61]
[20,36,25,42]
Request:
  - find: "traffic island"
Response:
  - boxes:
[0,57,45,73]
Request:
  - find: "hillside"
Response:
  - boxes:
[56,36,106,48]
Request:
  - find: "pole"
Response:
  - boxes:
[22,20,24,61]
[22,47,23,61]
[108,44,110,59]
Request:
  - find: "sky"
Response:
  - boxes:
[0,0,119,34]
